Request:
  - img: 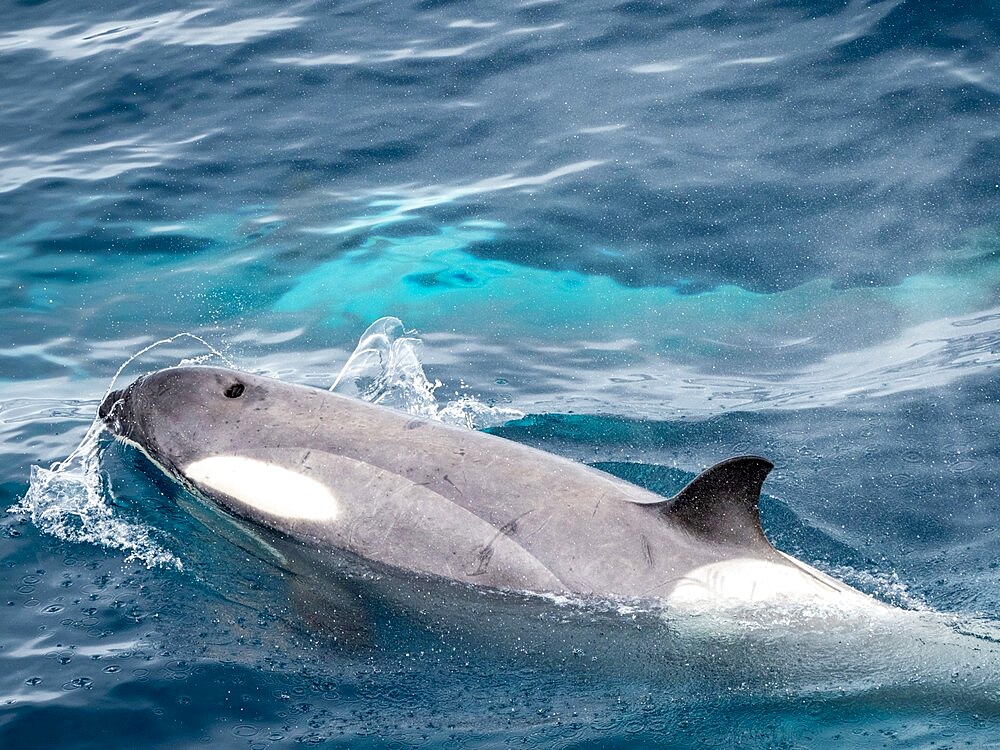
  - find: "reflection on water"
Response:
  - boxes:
[0,10,304,60]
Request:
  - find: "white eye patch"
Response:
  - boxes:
[184,455,341,522]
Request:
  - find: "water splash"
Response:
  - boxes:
[332,316,522,429]
[13,423,181,569]
[11,333,233,569]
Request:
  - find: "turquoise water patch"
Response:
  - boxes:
[275,224,999,360]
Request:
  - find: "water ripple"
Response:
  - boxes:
[0,10,304,61]
[303,160,604,235]
[0,133,213,194]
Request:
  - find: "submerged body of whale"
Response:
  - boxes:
[99,366,879,611]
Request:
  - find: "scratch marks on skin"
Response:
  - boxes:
[467,509,534,577]
[497,514,523,537]
[450,445,470,491]
[521,513,551,541]
[415,471,463,499]
[641,534,653,567]
[637,575,679,599]
[469,544,495,577]
[376,502,405,551]
[306,411,325,441]
[588,487,617,519]
[442,474,460,493]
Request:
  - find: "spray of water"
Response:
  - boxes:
[331,316,522,429]
[10,333,234,569]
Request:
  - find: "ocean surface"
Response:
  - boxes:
[2,0,999,746]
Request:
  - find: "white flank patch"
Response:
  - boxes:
[184,455,341,522]
[666,555,878,611]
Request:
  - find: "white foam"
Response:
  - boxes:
[13,420,181,570]
[12,332,236,570]
[185,456,341,522]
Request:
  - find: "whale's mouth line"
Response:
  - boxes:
[97,388,125,421]
[98,378,144,439]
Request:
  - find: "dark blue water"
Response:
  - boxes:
[2,0,999,746]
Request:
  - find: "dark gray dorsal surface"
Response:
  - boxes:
[662,456,774,551]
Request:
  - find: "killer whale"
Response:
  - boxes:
[99,365,879,610]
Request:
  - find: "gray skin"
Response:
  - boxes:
[99,366,843,602]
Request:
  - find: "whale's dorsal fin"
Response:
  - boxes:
[662,456,774,551]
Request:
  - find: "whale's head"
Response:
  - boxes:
[99,366,260,474]
[100,366,351,530]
